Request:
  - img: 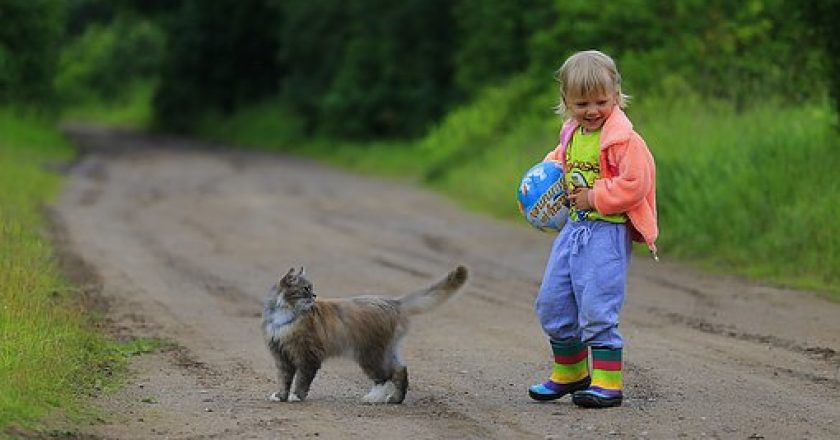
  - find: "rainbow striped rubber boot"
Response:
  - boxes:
[528,339,590,401]
[572,347,623,408]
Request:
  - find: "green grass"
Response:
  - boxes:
[0,109,160,434]
[635,100,840,294]
[193,78,840,300]
[60,81,155,129]
[196,101,427,180]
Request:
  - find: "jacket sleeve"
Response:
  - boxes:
[590,134,654,215]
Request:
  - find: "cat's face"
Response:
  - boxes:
[272,267,317,311]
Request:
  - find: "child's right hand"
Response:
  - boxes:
[568,188,593,211]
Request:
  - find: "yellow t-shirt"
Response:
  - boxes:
[565,128,627,223]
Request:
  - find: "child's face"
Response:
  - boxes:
[565,89,618,133]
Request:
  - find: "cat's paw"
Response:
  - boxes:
[363,381,400,404]
[268,391,289,402]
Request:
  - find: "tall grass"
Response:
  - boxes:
[196,101,427,179]
[60,81,156,129]
[0,110,114,431]
[195,78,840,298]
[635,100,840,291]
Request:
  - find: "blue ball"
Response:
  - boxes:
[517,161,569,231]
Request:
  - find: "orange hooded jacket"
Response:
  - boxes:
[543,107,659,258]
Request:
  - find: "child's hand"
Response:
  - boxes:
[569,188,593,211]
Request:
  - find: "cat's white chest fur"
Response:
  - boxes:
[264,308,296,342]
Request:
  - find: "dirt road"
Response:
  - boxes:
[54,125,840,439]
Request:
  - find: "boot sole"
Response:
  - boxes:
[528,380,591,401]
[572,392,622,408]
[528,389,565,401]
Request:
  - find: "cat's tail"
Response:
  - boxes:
[398,265,468,316]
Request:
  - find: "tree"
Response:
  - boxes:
[0,0,66,106]
[451,0,530,97]
[153,0,282,132]
[276,0,348,133]
[310,0,455,138]
[802,0,840,122]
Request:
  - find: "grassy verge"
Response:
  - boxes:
[195,78,840,300]
[0,109,155,434]
[635,99,840,294]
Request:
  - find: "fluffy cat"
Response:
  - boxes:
[262,265,468,404]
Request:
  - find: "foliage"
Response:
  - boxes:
[801,0,840,124]
[4,0,836,133]
[153,0,282,132]
[418,78,560,217]
[197,99,307,150]
[635,99,840,291]
[275,0,348,134]
[527,0,823,109]
[54,17,164,106]
[451,0,545,97]
[319,0,455,138]
[196,100,423,179]
[64,0,119,36]
[0,0,66,106]
[276,0,456,138]
[417,74,549,182]
[61,80,156,128]
[63,0,183,36]
[48,0,830,138]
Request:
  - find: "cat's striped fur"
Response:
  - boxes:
[263,265,468,404]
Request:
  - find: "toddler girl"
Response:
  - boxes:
[528,50,658,408]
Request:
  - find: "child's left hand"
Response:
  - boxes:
[569,188,593,211]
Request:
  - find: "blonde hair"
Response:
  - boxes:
[554,50,630,116]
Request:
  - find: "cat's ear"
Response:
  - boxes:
[280,267,296,285]
[298,266,306,278]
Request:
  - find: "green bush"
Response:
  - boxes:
[54,17,164,106]
[140,0,828,139]
[153,0,282,132]
[277,0,352,134]
[527,0,823,110]
[0,0,65,106]
[802,0,840,123]
[315,0,455,138]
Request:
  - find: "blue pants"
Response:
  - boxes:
[534,220,631,349]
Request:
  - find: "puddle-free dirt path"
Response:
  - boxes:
[55,125,840,439]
